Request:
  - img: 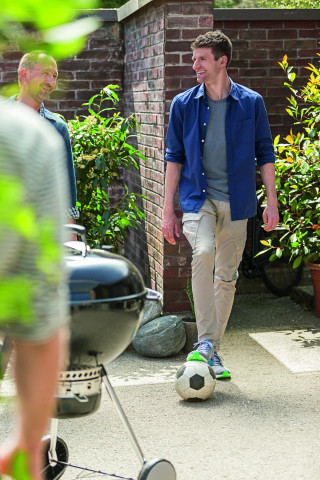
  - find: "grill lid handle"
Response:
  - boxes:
[64,224,88,257]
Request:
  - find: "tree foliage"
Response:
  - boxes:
[214,0,320,8]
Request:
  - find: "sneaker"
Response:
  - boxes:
[208,352,231,379]
[187,340,214,363]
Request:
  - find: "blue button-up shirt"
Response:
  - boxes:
[9,95,79,219]
[165,80,275,221]
[39,103,79,219]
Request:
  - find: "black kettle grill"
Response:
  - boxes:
[43,225,176,480]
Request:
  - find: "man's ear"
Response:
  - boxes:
[19,68,29,84]
[219,55,228,68]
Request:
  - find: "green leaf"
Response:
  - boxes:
[269,252,278,262]
[120,119,129,133]
[43,16,100,44]
[274,135,280,147]
[300,162,309,174]
[293,256,303,269]
[260,239,271,246]
[288,72,296,82]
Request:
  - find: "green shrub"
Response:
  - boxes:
[67,85,146,249]
[258,54,320,268]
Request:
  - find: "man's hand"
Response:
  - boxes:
[162,162,182,245]
[262,203,279,232]
[162,210,180,245]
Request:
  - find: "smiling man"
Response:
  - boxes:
[14,50,79,221]
[162,30,279,378]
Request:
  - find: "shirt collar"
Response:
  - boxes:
[39,103,57,122]
[194,77,240,101]
[39,102,46,118]
[194,83,206,99]
[228,78,240,101]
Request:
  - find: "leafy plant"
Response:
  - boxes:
[67,85,146,248]
[213,0,320,7]
[258,54,320,269]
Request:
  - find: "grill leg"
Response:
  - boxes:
[100,365,146,466]
[0,336,13,377]
[48,418,59,465]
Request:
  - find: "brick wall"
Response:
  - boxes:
[122,0,166,292]
[120,0,213,308]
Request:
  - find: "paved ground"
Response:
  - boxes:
[1,291,320,480]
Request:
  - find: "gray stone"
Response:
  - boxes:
[132,315,186,358]
[140,290,163,326]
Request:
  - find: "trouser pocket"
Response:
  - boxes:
[182,212,205,250]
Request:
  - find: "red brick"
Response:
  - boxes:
[181,29,207,42]
[164,302,191,313]
[166,4,182,14]
[284,20,317,29]
[199,17,214,28]
[167,16,199,29]
[166,65,193,77]
[183,4,213,15]
[299,29,320,39]
[268,29,298,40]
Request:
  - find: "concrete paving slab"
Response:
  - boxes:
[250,329,320,374]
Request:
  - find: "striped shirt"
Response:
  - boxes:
[0,99,69,341]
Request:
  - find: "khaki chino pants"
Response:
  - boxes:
[182,199,247,351]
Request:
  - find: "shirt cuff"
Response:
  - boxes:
[67,206,80,219]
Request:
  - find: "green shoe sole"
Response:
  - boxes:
[216,370,231,379]
[187,351,207,363]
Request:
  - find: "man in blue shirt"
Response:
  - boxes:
[15,50,79,222]
[162,30,279,378]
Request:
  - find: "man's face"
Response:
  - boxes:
[24,55,58,103]
[192,47,223,84]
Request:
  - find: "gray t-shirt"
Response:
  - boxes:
[202,96,229,202]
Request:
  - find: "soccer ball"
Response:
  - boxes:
[174,361,216,401]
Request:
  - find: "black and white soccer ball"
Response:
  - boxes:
[174,361,216,401]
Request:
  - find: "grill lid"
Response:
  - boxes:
[65,248,146,305]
